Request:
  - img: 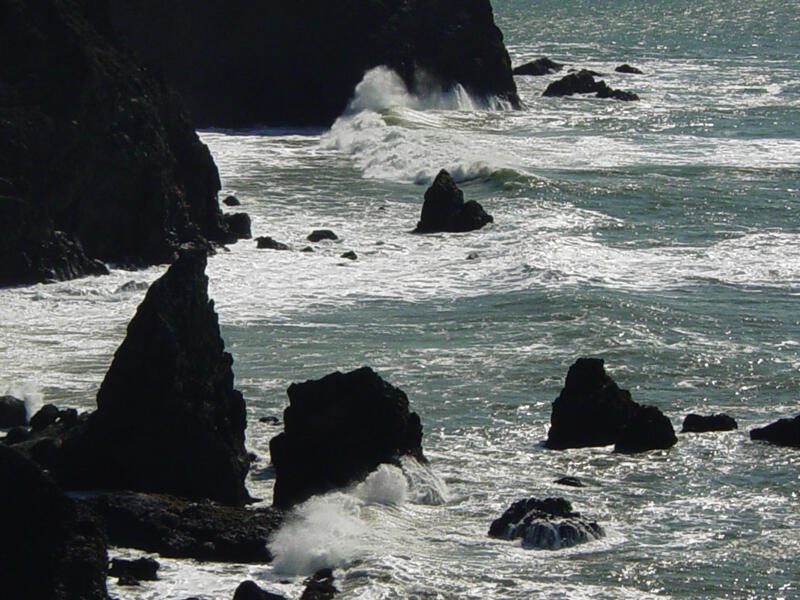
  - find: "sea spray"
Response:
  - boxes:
[400,456,450,505]
[2,382,43,420]
[352,464,409,504]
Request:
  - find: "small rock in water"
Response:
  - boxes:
[256,236,290,250]
[340,250,357,260]
[414,170,493,233]
[750,414,800,448]
[554,476,585,487]
[0,396,27,427]
[512,57,563,76]
[301,246,315,253]
[543,70,638,101]
[117,576,141,587]
[259,416,280,425]
[466,252,480,260]
[223,195,241,206]
[681,413,738,433]
[233,580,287,600]
[307,230,338,242]
[108,557,159,581]
[615,64,643,74]
[301,569,338,600]
[223,213,252,240]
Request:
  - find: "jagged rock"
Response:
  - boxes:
[301,569,338,600]
[307,230,338,243]
[106,0,520,127]
[512,57,563,76]
[54,249,252,505]
[414,170,493,234]
[108,557,159,581]
[29,404,77,432]
[545,358,677,452]
[233,580,287,600]
[750,415,800,448]
[340,251,358,261]
[84,492,282,563]
[615,64,643,74]
[0,0,234,287]
[269,366,426,509]
[223,196,241,207]
[488,497,604,550]
[0,395,27,427]
[222,213,252,240]
[554,476,585,487]
[256,237,290,251]
[0,446,109,600]
[682,413,738,433]
[543,70,639,101]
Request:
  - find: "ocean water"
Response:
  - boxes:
[2,0,800,598]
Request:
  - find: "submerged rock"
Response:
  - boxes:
[414,170,493,234]
[750,415,800,448]
[554,476,585,488]
[682,413,738,433]
[615,64,644,74]
[85,492,282,563]
[543,70,639,101]
[256,236,290,250]
[55,249,252,505]
[0,395,27,427]
[512,57,564,76]
[269,366,426,509]
[0,446,109,600]
[545,358,677,452]
[489,497,603,550]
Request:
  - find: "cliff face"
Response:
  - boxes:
[107,0,520,128]
[0,0,237,287]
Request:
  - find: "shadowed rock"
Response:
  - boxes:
[256,236,290,250]
[108,557,159,581]
[0,395,27,427]
[489,497,603,550]
[301,569,338,600]
[545,358,677,453]
[233,581,287,600]
[543,70,639,101]
[682,413,738,433]
[414,170,493,233]
[554,476,585,487]
[223,213,252,240]
[615,64,643,74]
[750,415,800,448]
[307,230,338,243]
[512,57,563,76]
[223,196,241,207]
[269,366,426,509]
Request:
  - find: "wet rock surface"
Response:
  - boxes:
[414,170,493,234]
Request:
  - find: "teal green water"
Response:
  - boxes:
[1,1,799,598]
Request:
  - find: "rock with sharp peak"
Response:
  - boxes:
[414,170,493,233]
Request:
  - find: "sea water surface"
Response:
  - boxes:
[2,0,799,598]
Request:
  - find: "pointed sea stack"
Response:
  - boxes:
[269,367,426,509]
[56,248,252,505]
[545,358,677,453]
[414,170,493,233]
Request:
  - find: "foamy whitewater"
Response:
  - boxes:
[1,0,799,598]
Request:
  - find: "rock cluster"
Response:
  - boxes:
[545,358,677,453]
[543,70,639,101]
[414,170,493,234]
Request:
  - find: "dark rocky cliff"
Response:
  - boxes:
[0,0,240,287]
[106,0,520,128]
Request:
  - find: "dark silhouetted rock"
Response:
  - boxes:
[259,416,281,425]
[414,170,493,233]
[256,237,290,251]
[340,251,358,261]
[0,395,26,427]
[0,0,234,287]
[615,64,643,74]
[108,557,160,581]
[3,426,31,445]
[29,404,78,432]
[106,0,519,128]
[301,246,315,253]
[307,230,338,243]
[466,252,480,260]
[545,358,677,452]
[0,446,109,600]
[750,415,800,448]
[682,413,738,433]
[223,196,241,207]
[222,213,252,240]
[269,366,426,509]
[233,580,287,600]
[301,569,338,600]
[55,249,252,505]
[488,497,603,550]
[85,492,282,563]
[543,70,639,101]
[554,476,585,487]
[512,57,563,76]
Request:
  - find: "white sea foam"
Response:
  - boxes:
[352,464,409,504]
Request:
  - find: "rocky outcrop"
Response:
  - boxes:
[615,64,643,74]
[85,492,283,563]
[0,395,27,427]
[106,0,520,127]
[52,249,252,504]
[545,358,677,453]
[682,413,738,433]
[269,366,426,509]
[543,70,639,101]
[750,415,800,448]
[414,170,493,233]
[488,497,603,550]
[256,236,290,251]
[0,446,109,600]
[512,57,563,76]
[0,0,244,287]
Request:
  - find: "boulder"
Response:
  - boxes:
[269,366,426,509]
[233,581,287,600]
[414,170,493,234]
[681,413,738,433]
[543,70,639,101]
[256,237,290,251]
[545,358,677,452]
[85,492,283,563]
[223,196,241,207]
[0,446,109,600]
[0,395,27,427]
[55,249,252,505]
[0,0,234,287]
[340,251,358,261]
[488,497,604,550]
[750,415,800,448]
[300,569,338,600]
[512,57,563,76]
[108,557,159,581]
[307,230,338,243]
[615,64,643,74]
[106,0,520,127]
[222,213,253,240]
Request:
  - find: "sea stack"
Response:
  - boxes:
[414,170,493,233]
